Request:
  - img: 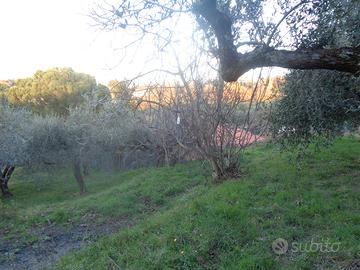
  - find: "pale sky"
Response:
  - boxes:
[0,0,173,84]
[0,0,286,85]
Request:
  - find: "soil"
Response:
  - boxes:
[0,213,130,270]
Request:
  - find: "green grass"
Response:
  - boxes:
[52,136,360,270]
[2,136,360,269]
[0,162,207,243]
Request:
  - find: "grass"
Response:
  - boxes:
[2,136,360,269]
[0,162,207,244]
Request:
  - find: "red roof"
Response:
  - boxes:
[215,126,266,147]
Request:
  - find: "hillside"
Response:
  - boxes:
[1,136,360,269]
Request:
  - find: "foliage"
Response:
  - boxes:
[0,105,33,167]
[271,70,360,145]
[1,87,199,195]
[0,98,137,194]
[108,80,135,104]
[29,101,136,192]
[269,0,360,148]
[6,67,108,116]
[0,82,9,92]
[295,0,360,48]
[0,81,10,102]
[93,83,112,105]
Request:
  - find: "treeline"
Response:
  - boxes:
[0,68,278,197]
[0,68,282,116]
[2,66,358,198]
[0,68,110,115]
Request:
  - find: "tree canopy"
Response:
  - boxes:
[0,81,11,102]
[6,68,108,115]
[269,0,360,143]
[92,0,360,81]
[271,70,360,143]
[108,80,135,102]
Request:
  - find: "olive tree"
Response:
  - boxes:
[0,96,135,196]
[271,70,360,145]
[91,0,360,82]
[270,0,360,145]
[0,105,32,196]
[28,101,132,194]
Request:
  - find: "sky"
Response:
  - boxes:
[0,0,163,84]
[0,0,286,85]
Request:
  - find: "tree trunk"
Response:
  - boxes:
[73,160,86,194]
[210,157,225,183]
[82,164,89,176]
[194,1,360,82]
[163,146,170,167]
[1,165,15,197]
[0,177,12,197]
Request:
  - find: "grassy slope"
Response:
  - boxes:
[52,136,360,270]
[1,136,359,269]
[0,162,207,246]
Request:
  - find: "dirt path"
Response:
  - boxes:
[0,214,130,270]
